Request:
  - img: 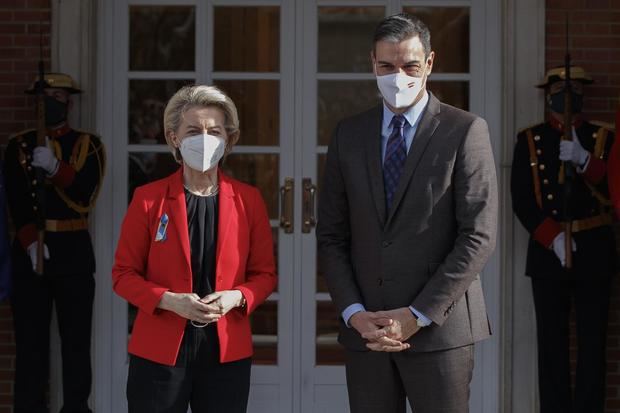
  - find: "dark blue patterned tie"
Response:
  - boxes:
[383,115,407,210]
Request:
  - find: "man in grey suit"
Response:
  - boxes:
[316,13,498,413]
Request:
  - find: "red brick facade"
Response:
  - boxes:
[0,2,51,412]
[546,1,620,412]
[0,1,618,412]
[546,0,620,126]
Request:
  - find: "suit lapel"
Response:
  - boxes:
[215,171,235,277]
[365,105,387,225]
[386,93,441,226]
[167,168,192,276]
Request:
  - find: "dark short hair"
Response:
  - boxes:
[373,13,431,58]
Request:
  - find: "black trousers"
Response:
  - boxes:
[531,277,611,413]
[11,271,95,413]
[127,323,251,413]
[345,345,474,413]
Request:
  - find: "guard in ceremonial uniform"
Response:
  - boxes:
[3,73,105,413]
[511,66,616,413]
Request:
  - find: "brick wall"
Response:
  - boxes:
[546,0,620,125]
[546,1,620,412]
[0,1,51,412]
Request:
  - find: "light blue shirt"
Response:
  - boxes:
[342,91,432,328]
[342,304,431,328]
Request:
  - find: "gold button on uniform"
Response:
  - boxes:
[534,135,541,141]
[536,149,542,155]
[547,194,554,200]
[543,179,549,185]
[539,164,545,171]
[592,133,597,138]
[552,210,558,215]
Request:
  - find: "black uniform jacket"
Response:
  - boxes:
[3,126,105,276]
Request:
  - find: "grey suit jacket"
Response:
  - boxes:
[316,93,498,352]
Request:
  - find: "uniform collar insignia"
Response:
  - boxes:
[47,124,71,138]
[549,115,583,132]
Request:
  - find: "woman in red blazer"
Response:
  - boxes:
[112,85,277,413]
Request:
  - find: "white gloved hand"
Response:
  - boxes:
[26,242,50,271]
[559,127,589,169]
[551,232,577,267]
[32,146,59,176]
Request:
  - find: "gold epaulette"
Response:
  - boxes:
[73,129,105,154]
[73,128,101,140]
[590,120,615,132]
[517,122,544,136]
[52,129,106,214]
[8,128,35,141]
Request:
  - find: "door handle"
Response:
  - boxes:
[279,177,294,234]
[302,178,317,233]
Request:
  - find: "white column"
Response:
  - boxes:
[51,0,97,130]
[50,1,99,411]
[501,0,546,411]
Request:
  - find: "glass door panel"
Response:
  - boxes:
[129,79,193,145]
[316,300,342,365]
[213,4,284,372]
[317,80,378,146]
[213,6,280,72]
[222,154,280,219]
[213,80,280,146]
[251,300,279,365]
[299,4,388,412]
[428,81,470,110]
[312,5,386,372]
[129,5,196,71]
[402,6,470,113]
[402,7,470,73]
[316,153,328,295]
[126,4,198,345]
[318,7,385,73]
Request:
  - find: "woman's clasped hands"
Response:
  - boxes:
[159,290,244,327]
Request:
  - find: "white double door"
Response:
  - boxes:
[94,1,501,412]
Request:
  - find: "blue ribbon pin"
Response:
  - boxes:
[155,213,169,242]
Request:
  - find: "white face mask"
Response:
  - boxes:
[178,133,226,172]
[376,68,426,109]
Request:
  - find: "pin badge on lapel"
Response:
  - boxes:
[155,213,169,242]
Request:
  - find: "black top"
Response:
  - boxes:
[185,188,218,297]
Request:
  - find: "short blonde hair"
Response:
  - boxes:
[163,84,240,163]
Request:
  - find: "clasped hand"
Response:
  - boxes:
[350,308,421,352]
[32,141,59,176]
[160,290,243,325]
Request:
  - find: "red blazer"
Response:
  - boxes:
[112,168,277,365]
